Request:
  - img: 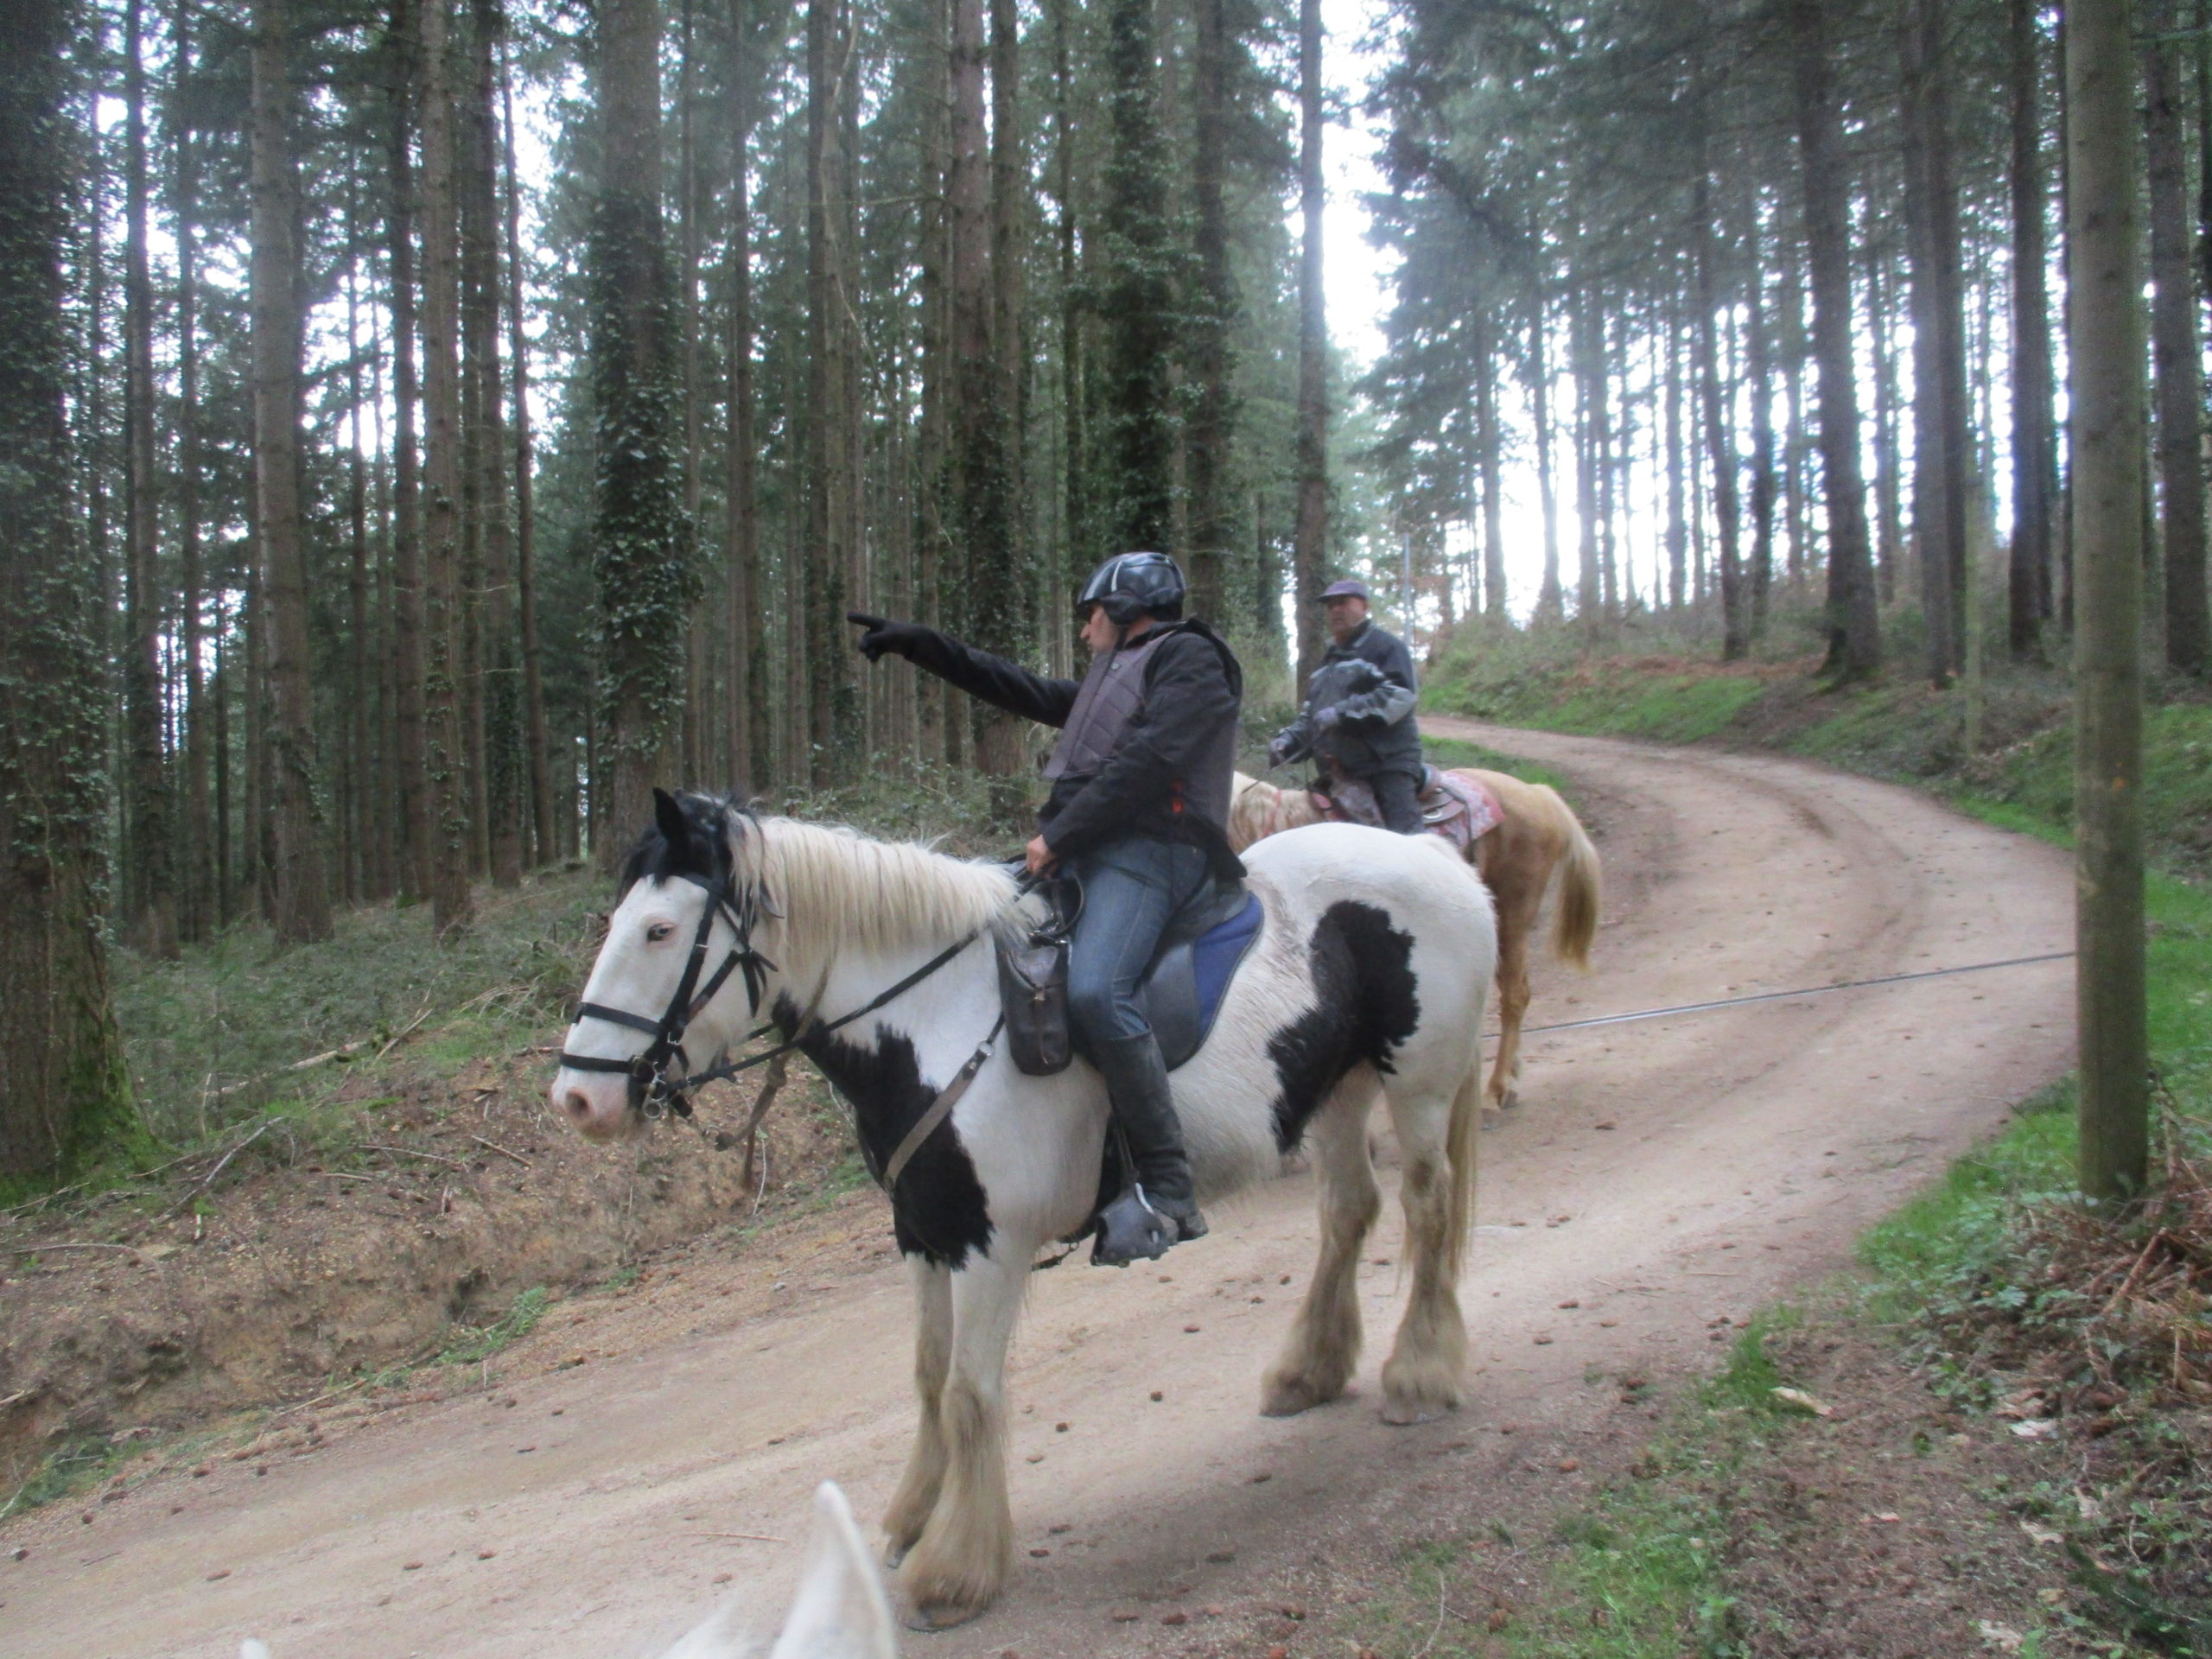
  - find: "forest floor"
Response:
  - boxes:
[1400,629,2212,1657]
[0,721,2097,1659]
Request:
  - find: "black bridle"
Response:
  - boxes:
[557,870,779,1120]
[556,866,988,1122]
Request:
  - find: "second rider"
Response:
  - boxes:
[847,552,1243,1265]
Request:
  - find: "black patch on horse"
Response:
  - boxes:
[774,993,995,1268]
[618,788,743,897]
[1265,899,1422,1152]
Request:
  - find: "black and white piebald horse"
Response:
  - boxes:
[552,791,1497,1628]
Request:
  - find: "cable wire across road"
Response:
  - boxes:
[1510,950,2076,1038]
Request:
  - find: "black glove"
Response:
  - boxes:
[1267,731,1299,768]
[847,612,929,663]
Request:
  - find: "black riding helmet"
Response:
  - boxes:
[1077,551,1185,626]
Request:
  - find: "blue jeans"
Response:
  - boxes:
[1065,837,1212,1046]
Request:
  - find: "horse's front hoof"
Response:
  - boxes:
[904,1601,988,1633]
[1379,1396,1452,1427]
[1260,1368,1344,1417]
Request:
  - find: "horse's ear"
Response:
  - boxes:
[767,1483,898,1659]
[653,787,691,852]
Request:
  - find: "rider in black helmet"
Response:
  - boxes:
[848,553,1243,1264]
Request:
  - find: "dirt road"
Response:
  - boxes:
[3,725,2076,1659]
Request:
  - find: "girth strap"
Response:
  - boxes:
[881,1013,1005,1190]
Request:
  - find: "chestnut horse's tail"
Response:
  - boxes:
[1535,785,1601,969]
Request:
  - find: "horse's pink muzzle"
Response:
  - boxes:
[551,1065,645,1143]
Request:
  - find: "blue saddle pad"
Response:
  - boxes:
[1141,893,1266,1071]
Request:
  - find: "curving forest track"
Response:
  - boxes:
[3,725,2075,1659]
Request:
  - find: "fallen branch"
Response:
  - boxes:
[376,996,438,1062]
[467,1135,532,1169]
[3,1242,144,1258]
[166,1120,278,1218]
[683,1531,786,1545]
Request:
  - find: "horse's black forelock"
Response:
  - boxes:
[616,790,749,899]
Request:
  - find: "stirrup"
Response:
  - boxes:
[1092,1185,1174,1267]
[1090,1185,1205,1267]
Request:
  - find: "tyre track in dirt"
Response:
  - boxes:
[2,724,2075,1658]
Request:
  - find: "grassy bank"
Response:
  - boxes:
[1376,634,2212,1656]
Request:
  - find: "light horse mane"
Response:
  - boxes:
[743,812,1024,968]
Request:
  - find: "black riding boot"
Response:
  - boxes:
[1091,1033,1209,1266]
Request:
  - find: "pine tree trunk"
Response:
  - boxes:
[2008,0,2055,658]
[1694,176,1745,660]
[1530,293,1563,620]
[419,0,476,926]
[917,0,953,769]
[591,0,691,854]
[0,0,141,1181]
[2066,0,2149,1204]
[468,0,522,885]
[123,0,175,957]
[344,219,374,904]
[1792,0,1881,680]
[173,0,211,940]
[251,0,334,944]
[386,0,431,905]
[1052,0,1086,640]
[1745,210,1777,636]
[1291,0,1328,683]
[1572,276,1604,628]
[1187,0,1235,624]
[804,0,856,784]
[722,0,764,791]
[500,50,553,861]
[956,0,1022,808]
[1664,294,1688,611]
[1866,230,1905,604]
[1900,0,1970,683]
[1474,305,1506,617]
[2142,0,2208,676]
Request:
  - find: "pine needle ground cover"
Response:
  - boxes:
[1392,634,2212,1656]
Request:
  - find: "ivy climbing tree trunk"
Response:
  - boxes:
[0,0,143,1184]
[590,0,694,852]
[1101,0,1177,558]
[1186,0,1235,625]
[1291,0,1328,683]
[251,0,334,944]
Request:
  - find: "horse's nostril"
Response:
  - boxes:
[563,1090,594,1121]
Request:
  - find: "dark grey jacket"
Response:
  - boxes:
[893,619,1246,879]
[1274,618,1422,775]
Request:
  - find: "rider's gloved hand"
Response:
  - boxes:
[1267,731,1297,768]
[1313,704,1343,730]
[847,612,929,663]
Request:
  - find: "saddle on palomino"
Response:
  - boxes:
[1313,764,1503,852]
[994,874,1264,1078]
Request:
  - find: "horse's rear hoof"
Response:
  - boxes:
[1260,1370,1345,1417]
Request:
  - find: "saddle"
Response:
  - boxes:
[1312,764,1503,853]
[995,875,1265,1077]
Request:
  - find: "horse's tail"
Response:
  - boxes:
[1445,1039,1484,1271]
[1540,786,1602,969]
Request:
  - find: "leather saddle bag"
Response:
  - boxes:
[996,878,1079,1077]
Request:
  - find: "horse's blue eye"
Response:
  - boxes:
[647,923,674,943]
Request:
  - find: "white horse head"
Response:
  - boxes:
[551,790,1016,1142]
[238,1482,894,1659]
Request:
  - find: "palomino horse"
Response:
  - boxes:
[554,791,1497,1627]
[1229,769,1599,1111]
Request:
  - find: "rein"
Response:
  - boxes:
[559,864,989,1121]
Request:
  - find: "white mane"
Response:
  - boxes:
[747,815,1022,966]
